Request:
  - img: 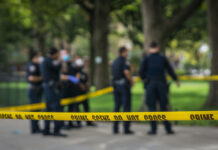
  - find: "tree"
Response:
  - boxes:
[141,0,203,53]
[204,0,218,108]
[92,0,111,89]
[0,0,32,71]
[78,0,132,89]
[112,0,143,48]
[76,0,96,85]
[21,0,74,54]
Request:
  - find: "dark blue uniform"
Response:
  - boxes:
[78,69,89,112]
[111,56,131,133]
[139,52,177,133]
[77,69,95,126]
[61,62,80,127]
[26,62,43,133]
[40,57,62,134]
[61,62,78,99]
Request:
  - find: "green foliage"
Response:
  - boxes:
[0,0,208,73]
[0,0,88,71]
[72,35,90,56]
[111,0,143,48]
[163,0,207,43]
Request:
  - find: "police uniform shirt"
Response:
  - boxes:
[62,62,79,86]
[79,69,88,85]
[139,52,177,81]
[26,62,41,85]
[68,62,79,77]
[40,57,61,83]
[111,56,130,81]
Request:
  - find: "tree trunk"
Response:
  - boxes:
[36,32,46,54]
[141,0,167,53]
[89,13,95,86]
[204,0,218,108]
[93,0,111,90]
[30,0,46,54]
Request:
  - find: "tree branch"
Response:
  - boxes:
[111,0,132,11]
[165,0,203,34]
[76,0,94,14]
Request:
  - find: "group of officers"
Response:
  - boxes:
[27,48,96,137]
[26,41,180,137]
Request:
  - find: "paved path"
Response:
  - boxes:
[0,120,218,150]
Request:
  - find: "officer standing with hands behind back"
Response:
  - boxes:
[111,46,134,135]
[139,41,180,135]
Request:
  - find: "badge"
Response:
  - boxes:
[29,65,36,72]
[52,60,59,66]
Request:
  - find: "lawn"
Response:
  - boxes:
[89,81,209,112]
[0,80,218,126]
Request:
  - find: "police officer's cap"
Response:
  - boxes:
[150,41,159,48]
[48,47,59,55]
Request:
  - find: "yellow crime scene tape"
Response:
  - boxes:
[0,86,114,111]
[0,75,218,112]
[179,75,218,81]
[0,111,217,121]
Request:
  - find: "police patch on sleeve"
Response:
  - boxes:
[52,60,59,66]
[29,65,36,72]
[126,61,130,66]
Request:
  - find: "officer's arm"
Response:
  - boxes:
[122,60,133,84]
[28,76,42,82]
[165,57,178,81]
[139,56,147,80]
[124,69,132,82]
[26,65,42,82]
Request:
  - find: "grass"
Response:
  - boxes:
[0,80,218,126]
[89,81,209,112]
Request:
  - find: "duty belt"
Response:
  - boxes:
[114,78,126,85]
[28,84,42,89]
[148,77,166,81]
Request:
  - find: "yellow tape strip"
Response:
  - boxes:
[0,86,114,112]
[60,86,113,106]
[0,111,217,121]
[0,75,218,112]
[179,75,218,80]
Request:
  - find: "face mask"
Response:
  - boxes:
[38,56,44,63]
[75,58,84,67]
[62,54,70,62]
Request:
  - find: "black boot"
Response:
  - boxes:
[124,130,134,135]
[87,122,97,127]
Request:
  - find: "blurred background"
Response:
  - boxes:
[0,0,217,127]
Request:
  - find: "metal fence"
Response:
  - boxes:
[0,72,29,107]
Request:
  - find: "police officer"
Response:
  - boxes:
[75,58,96,127]
[139,41,180,135]
[40,47,69,137]
[60,50,80,129]
[26,51,43,134]
[111,46,134,134]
